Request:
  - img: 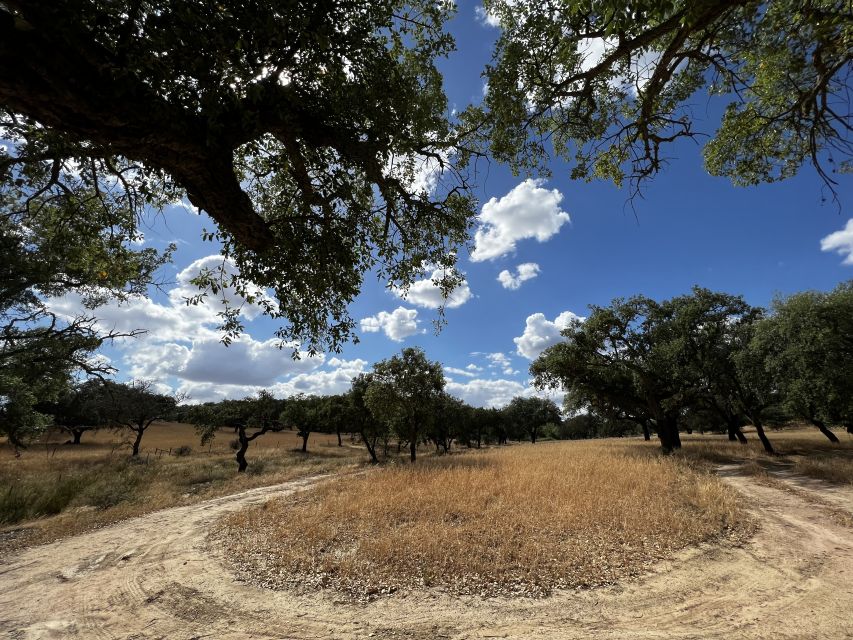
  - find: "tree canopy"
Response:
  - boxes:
[478,0,852,197]
[364,347,445,461]
[0,0,476,353]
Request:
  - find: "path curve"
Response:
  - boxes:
[1,467,852,639]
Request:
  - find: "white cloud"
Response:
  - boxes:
[49,254,273,345]
[820,219,853,265]
[394,266,473,309]
[497,262,541,290]
[177,358,369,404]
[446,377,564,409]
[514,310,584,360]
[484,352,517,376]
[124,337,322,387]
[474,5,501,27]
[444,366,476,378]
[271,358,369,398]
[360,307,421,342]
[465,363,484,372]
[470,180,569,262]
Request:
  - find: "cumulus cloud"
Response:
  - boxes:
[173,358,369,404]
[470,180,569,262]
[821,219,853,265]
[514,310,584,360]
[124,337,322,387]
[49,254,273,344]
[485,352,517,375]
[474,5,501,27]
[497,262,541,290]
[360,307,421,342]
[394,266,472,309]
[47,253,344,398]
[444,366,476,378]
[446,377,564,409]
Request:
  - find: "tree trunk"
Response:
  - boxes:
[131,428,144,456]
[361,432,378,464]
[656,418,681,454]
[641,422,651,441]
[750,415,774,454]
[336,429,342,447]
[70,429,84,445]
[727,418,748,444]
[812,419,839,443]
[409,432,417,462]
[530,427,537,444]
[236,427,249,472]
[301,433,309,453]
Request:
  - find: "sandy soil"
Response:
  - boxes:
[1,465,852,640]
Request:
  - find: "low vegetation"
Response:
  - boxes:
[679,428,853,486]
[216,439,747,600]
[0,423,361,551]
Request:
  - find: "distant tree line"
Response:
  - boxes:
[532,282,853,454]
[181,349,569,472]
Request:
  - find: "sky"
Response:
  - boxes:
[51,2,853,407]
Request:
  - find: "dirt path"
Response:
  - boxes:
[2,467,853,640]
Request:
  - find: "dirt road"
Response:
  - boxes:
[1,467,852,640]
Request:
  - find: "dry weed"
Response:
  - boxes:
[217,440,746,599]
[0,423,363,551]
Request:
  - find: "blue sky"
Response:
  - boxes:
[52,2,853,407]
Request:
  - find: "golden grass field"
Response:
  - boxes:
[0,422,364,550]
[216,438,749,599]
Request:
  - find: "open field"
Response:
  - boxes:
[1,430,853,638]
[677,426,853,484]
[0,422,364,551]
[217,439,746,598]
[1,428,853,638]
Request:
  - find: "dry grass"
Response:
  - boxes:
[0,423,364,551]
[676,426,853,485]
[217,440,747,599]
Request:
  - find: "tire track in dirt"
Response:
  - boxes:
[1,466,852,639]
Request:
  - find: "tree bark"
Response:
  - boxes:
[727,418,748,444]
[236,427,249,472]
[750,415,774,454]
[361,432,378,464]
[812,419,839,443]
[69,428,84,445]
[131,427,144,456]
[641,421,651,441]
[409,429,417,462]
[300,432,309,453]
[336,429,342,447]
[656,418,681,454]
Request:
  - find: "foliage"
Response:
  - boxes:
[364,347,445,461]
[477,0,852,198]
[756,281,853,438]
[502,396,562,443]
[103,380,180,456]
[533,287,766,452]
[0,1,477,353]
[193,390,286,471]
[39,379,112,444]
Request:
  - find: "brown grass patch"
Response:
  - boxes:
[0,423,363,551]
[676,427,853,485]
[216,440,746,599]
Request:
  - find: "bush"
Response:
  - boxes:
[174,445,193,457]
